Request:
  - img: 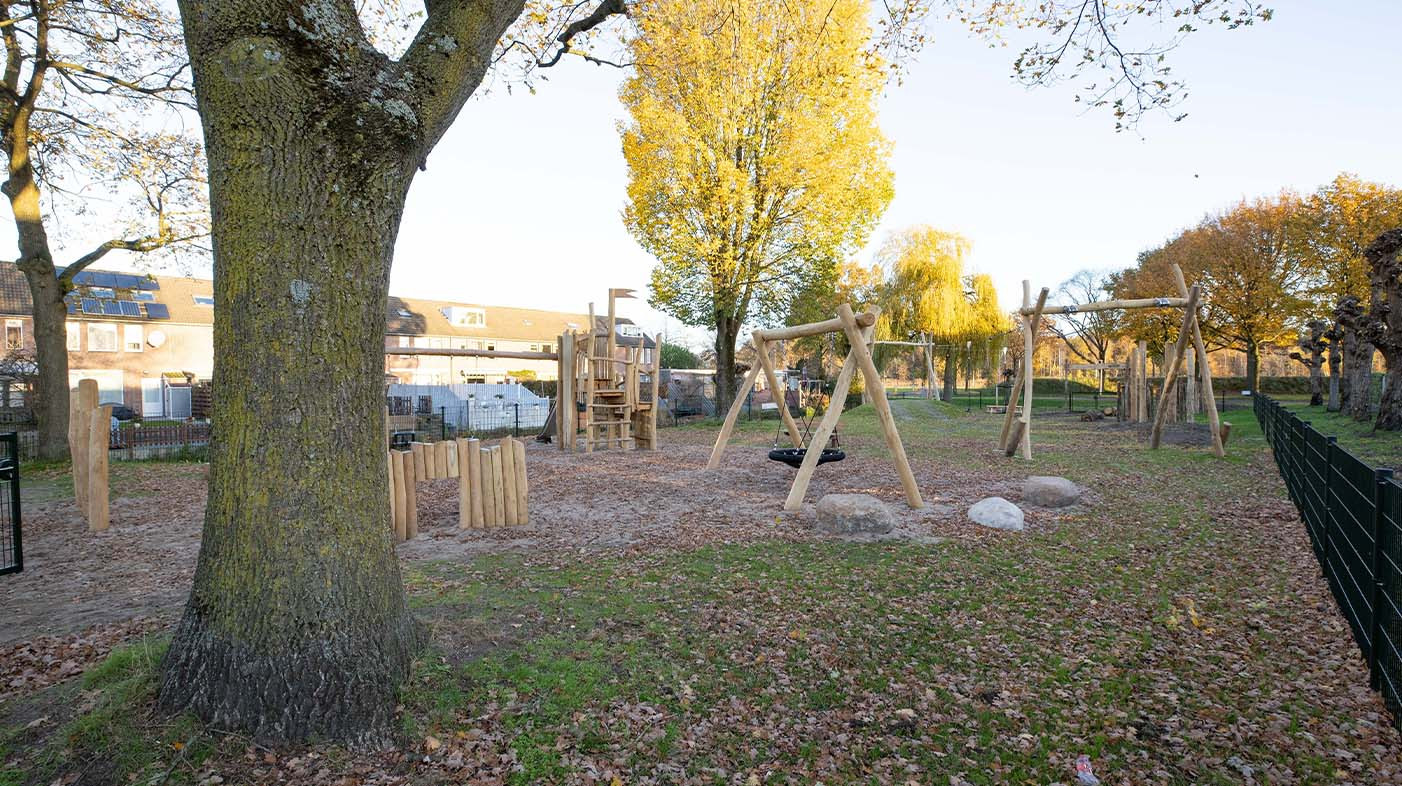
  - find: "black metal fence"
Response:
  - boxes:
[0,432,22,576]
[1255,394,1402,726]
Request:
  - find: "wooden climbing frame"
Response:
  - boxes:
[1002,262,1224,459]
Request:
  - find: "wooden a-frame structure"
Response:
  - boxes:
[708,304,925,512]
[1001,262,1225,459]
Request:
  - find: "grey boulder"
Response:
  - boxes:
[816,494,895,535]
[967,497,1025,531]
[1023,476,1082,507]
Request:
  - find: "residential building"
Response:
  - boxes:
[0,263,213,418]
[0,264,654,417]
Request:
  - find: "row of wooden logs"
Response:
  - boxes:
[386,436,529,542]
[68,379,111,532]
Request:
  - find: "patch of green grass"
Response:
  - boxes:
[1278,400,1402,470]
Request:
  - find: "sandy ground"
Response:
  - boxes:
[1,419,1095,699]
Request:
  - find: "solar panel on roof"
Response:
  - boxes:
[101,300,123,316]
[137,278,159,291]
[132,291,155,302]
[67,302,77,314]
[144,303,170,320]
[71,271,95,285]
[81,298,101,314]
[113,274,141,290]
[91,272,119,289]
[119,301,141,317]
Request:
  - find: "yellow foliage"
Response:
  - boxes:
[620,0,894,336]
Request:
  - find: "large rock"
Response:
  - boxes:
[967,497,1024,531]
[816,494,895,535]
[1023,476,1082,507]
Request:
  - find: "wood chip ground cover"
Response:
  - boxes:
[2,401,1400,784]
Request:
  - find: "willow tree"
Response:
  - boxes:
[154,0,1270,743]
[0,0,206,460]
[1048,269,1122,392]
[622,0,893,413]
[878,227,1003,400]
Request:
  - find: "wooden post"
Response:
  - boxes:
[478,447,495,527]
[1136,341,1148,422]
[411,442,426,482]
[1185,344,1198,421]
[1150,285,1202,449]
[392,450,408,541]
[648,334,661,450]
[466,438,484,528]
[445,438,459,477]
[558,332,574,450]
[1170,263,1225,457]
[754,331,803,448]
[784,323,872,511]
[387,450,396,535]
[500,437,520,526]
[404,451,418,539]
[457,439,471,529]
[998,354,1025,451]
[836,304,923,508]
[1004,420,1025,457]
[922,332,936,399]
[585,304,596,454]
[1018,286,1049,459]
[512,437,528,524]
[73,380,98,516]
[87,403,111,532]
[490,446,506,526]
[706,360,764,469]
[424,439,438,479]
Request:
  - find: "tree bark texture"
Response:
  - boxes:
[159,0,522,744]
[714,315,740,417]
[1365,229,1402,431]
[1244,341,1260,395]
[941,348,956,402]
[5,111,70,461]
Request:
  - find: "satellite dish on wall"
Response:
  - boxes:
[147,330,166,348]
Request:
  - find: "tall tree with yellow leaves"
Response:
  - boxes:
[621,0,893,413]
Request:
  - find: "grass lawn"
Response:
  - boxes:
[4,400,1400,784]
[1274,400,1402,471]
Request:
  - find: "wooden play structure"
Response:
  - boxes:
[554,288,661,452]
[386,432,530,541]
[68,378,110,532]
[709,304,924,512]
[1001,262,1224,459]
[384,287,660,453]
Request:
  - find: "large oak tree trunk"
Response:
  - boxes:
[941,348,956,402]
[1244,341,1260,394]
[20,270,70,459]
[1346,339,1375,421]
[1367,229,1402,431]
[5,117,71,461]
[157,25,429,744]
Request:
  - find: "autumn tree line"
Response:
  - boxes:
[1101,174,1402,430]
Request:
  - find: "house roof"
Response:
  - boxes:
[0,263,656,344]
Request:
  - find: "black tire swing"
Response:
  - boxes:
[766,401,845,469]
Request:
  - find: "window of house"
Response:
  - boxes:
[88,323,118,352]
[124,324,143,352]
[398,335,410,347]
[66,322,80,351]
[618,324,643,338]
[193,294,214,306]
[442,306,486,327]
[486,343,495,351]
[4,319,21,350]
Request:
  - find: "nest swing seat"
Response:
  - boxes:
[765,400,845,469]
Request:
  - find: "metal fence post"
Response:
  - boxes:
[1324,435,1337,570]
[514,403,520,437]
[1370,467,1395,691]
[440,406,446,440]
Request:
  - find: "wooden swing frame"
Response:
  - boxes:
[708,304,925,512]
[1001,262,1224,459]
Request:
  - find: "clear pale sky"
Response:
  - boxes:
[36,2,1402,352]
